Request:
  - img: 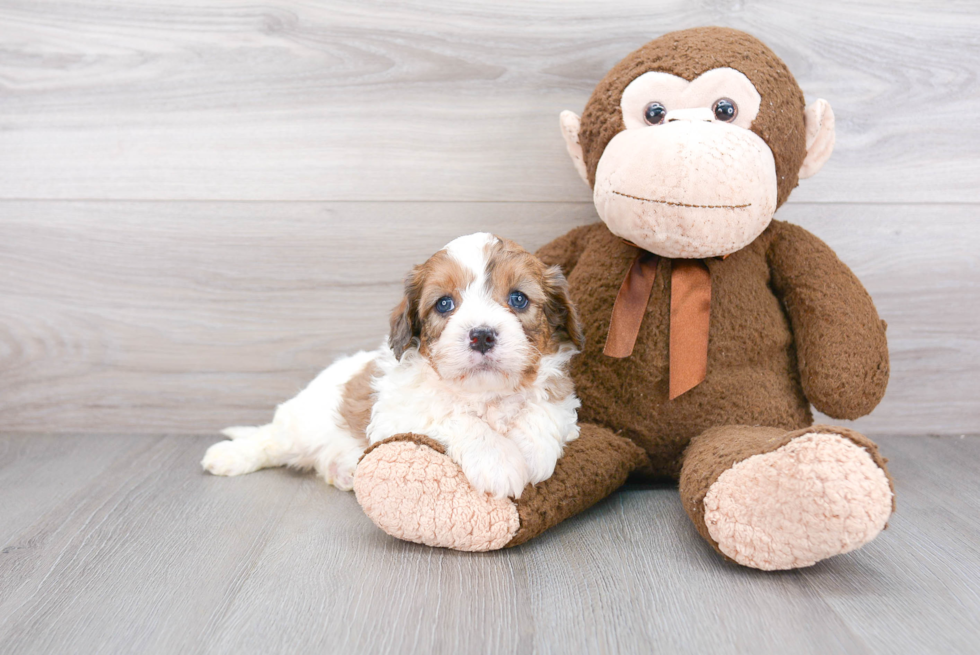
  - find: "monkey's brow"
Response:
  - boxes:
[612,190,751,209]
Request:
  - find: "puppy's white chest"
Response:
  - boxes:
[473,393,527,435]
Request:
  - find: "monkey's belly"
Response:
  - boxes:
[571,335,812,480]
[563,223,813,478]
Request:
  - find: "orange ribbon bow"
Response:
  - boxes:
[603,251,712,400]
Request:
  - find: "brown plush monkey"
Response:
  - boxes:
[353,27,895,570]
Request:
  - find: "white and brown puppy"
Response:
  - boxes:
[201,232,583,499]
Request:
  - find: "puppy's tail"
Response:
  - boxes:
[221,424,274,441]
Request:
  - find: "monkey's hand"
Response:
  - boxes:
[767,220,889,419]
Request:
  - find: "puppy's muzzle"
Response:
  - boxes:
[469,327,497,354]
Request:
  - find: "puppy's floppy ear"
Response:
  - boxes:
[388,298,413,358]
[542,265,584,350]
[388,266,423,359]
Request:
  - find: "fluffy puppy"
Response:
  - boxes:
[201,232,584,499]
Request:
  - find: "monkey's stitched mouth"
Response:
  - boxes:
[612,190,751,209]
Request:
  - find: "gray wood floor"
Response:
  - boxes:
[0,433,976,655]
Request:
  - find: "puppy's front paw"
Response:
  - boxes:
[458,441,530,500]
[512,432,563,485]
[201,440,263,477]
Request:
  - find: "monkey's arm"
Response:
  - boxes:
[767,220,889,420]
[535,223,596,276]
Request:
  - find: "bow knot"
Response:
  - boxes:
[603,250,712,399]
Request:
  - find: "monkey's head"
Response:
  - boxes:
[560,27,835,258]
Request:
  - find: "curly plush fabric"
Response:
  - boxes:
[354,435,521,552]
[702,432,893,570]
[679,424,895,569]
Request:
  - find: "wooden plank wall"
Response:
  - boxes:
[1,0,977,435]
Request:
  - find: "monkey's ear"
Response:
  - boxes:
[799,99,835,179]
[559,110,590,186]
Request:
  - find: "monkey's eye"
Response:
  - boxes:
[508,290,529,311]
[712,98,738,122]
[643,102,666,125]
[435,296,455,314]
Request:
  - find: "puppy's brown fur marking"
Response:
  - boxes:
[487,240,551,354]
[415,252,475,356]
[482,238,583,388]
[486,238,584,357]
[391,250,476,359]
[338,359,381,443]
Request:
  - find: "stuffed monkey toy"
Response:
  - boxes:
[353,27,895,570]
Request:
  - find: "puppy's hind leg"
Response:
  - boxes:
[201,423,286,477]
[203,349,380,485]
[310,433,367,491]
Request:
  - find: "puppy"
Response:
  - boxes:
[201,232,584,499]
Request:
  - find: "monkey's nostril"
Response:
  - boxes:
[468,327,497,354]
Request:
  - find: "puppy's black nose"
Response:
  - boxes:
[469,327,497,354]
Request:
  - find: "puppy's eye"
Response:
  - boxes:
[508,290,529,311]
[712,98,737,122]
[643,101,666,125]
[435,296,455,314]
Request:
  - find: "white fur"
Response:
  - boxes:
[367,344,580,498]
[445,232,495,278]
[201,349,377,490]
[202,233,581,499]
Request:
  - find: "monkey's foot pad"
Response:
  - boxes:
[354,435,520,552]
[354,427,648,551]
[703,432,894,570]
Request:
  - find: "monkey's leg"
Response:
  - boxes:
[679,425,895,570]
[353,424,647,551]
